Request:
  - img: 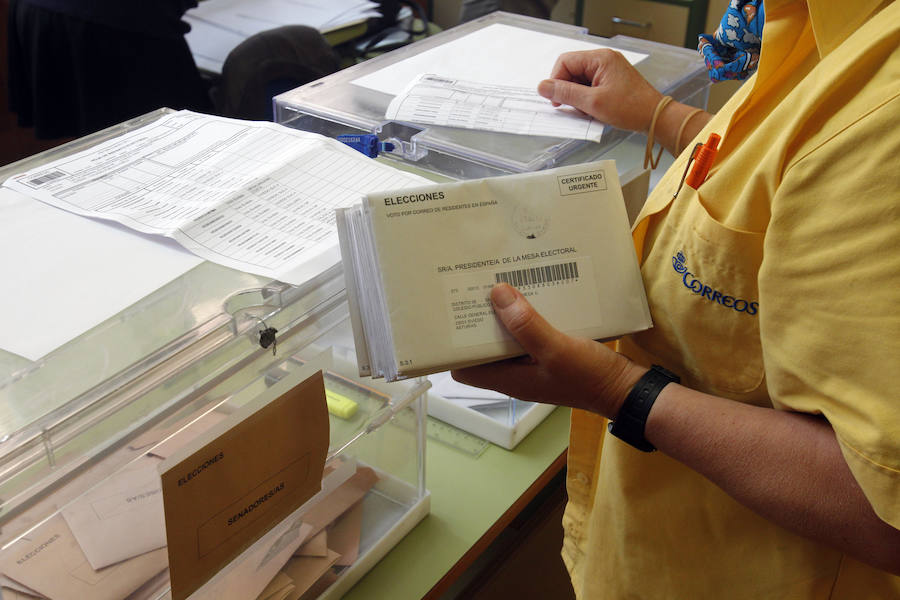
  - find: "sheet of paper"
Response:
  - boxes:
[299,466,378,539]
[294,570,338,600]
[294,530,328,558]
[271,588,294,600]
[159,357,330,600]
[428,371,511,409]
[191,517,313,600]
[125,569,171,600]
[60,457,167,570]
[255,572,294,600]
[0,576,43,598]
[1,586,44,600]
[0,514,168,600]
[2,111,429,288]
[386,74,606,141]
[279,551,339,600]
[352,23,648,96]
[267,587,294,600]
[187,0,378,37]
[326,501,363,567]
[183,17,246,73]
[0,187,203,361]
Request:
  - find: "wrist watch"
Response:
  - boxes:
[608,364,680,452]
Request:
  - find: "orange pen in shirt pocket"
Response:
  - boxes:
[685,133,721,189]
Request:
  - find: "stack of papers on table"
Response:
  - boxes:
[185,0,381,73]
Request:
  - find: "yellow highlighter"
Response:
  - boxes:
[325,389,359,419]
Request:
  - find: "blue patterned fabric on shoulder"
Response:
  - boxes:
[698,0,765,82]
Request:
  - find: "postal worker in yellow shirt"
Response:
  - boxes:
[453,0,900,597]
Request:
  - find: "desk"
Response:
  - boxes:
[344,406,572,599]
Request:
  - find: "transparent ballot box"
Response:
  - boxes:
[0,112,429,600]
[274,12,710,181]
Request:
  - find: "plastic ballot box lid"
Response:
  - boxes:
[274,12,709,181]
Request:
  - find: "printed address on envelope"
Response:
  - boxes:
[444,255,604,347]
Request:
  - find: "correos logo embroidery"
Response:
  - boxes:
[672,251,758,316]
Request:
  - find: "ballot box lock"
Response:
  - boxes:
[256,318,278,356]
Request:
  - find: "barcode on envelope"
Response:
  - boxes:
[26,170,66,187]
[494,261,579,287]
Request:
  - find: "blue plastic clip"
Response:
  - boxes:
[336,134,395,158]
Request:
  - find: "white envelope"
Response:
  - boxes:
[61,457,167,569]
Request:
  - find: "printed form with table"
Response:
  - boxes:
[0,13,709,600]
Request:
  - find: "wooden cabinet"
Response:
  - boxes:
[583,0,691,48]
[581,0,707,49]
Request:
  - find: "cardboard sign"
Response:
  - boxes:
[159,362,330,600]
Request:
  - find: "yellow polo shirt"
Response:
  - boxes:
[563,1,900,597]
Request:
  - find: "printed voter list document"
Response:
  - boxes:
[336,160,652,381]
[385,74,606,142]
[2,110,429,286]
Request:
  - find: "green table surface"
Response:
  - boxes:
[343,406,572,600]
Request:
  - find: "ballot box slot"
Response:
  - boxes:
[0,313,238,528]
[0,264,345,496]
[0,282,349,534]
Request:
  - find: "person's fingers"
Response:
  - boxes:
[450,358,537,397]
[537,78,599,116]
[547,52,577,81]
[547,51,599,83]
[452,283,641,416]
[545,54,584,107]
[537,79,561,107]
[539,82,563,107]
[489,283,569,362]
[547,54,569,81]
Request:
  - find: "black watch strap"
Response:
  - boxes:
[608,364,680,452]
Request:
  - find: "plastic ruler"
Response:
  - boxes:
[426,416,490,457]
[391,409,490,457]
